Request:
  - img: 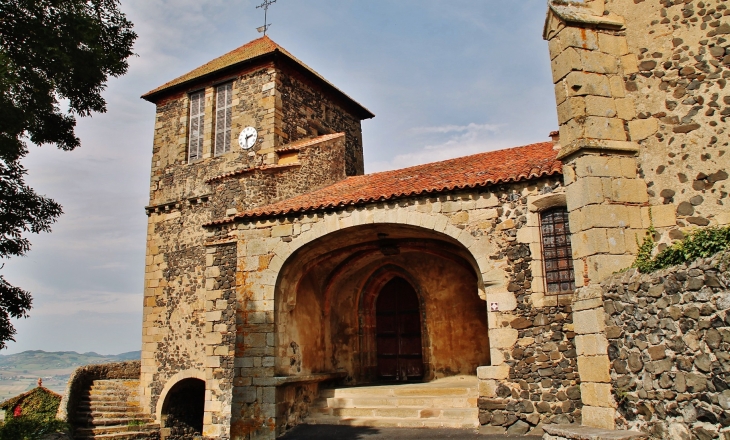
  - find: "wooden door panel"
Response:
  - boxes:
[375,278,424,382]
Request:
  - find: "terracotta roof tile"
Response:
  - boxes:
[209,142,562,224]
[141,37,374,118]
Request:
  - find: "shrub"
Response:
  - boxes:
[632,224,730,273]
[0,417,69,440]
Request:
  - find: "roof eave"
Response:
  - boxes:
[140,50,376,120]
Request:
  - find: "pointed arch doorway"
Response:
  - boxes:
[375,277,424,382]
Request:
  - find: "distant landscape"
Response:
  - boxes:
[0,350,141,401]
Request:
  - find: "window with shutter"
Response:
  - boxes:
[540,207,576,295]
[214,83,233,156]
[188,91,205,163]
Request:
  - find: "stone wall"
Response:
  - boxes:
[192,173,608,437]
[606,0,730,238]
[141,53,366,438]
[277,63,365,176]
[602,251,730,439]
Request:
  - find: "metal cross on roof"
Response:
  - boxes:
[256,0,277,36]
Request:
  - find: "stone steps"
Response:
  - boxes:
[304,376,479,429]
[73,379,159,440]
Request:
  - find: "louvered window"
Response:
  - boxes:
[188,91,205,162]
[214,83,233,156]
[540,207,576,295]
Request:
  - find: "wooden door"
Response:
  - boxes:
[375,277,424,382]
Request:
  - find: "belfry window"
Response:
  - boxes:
[188,90,205,162]
[540,207,576,295]
[214,82,233,156]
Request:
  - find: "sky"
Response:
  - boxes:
[1,0,558,355]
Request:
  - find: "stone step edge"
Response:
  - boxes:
[542,424,647,440]
[302,416,479,428]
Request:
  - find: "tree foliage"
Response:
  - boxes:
[0,0,136,348]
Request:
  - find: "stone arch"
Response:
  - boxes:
[272,219,493,382]
[155,369,206,423]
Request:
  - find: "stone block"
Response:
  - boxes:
[557,97,586,125]
[628,118,658,141]
[609,75,626,98]
[574,309,606,334]
[560,118,584,145]
[271,224,292,237]
[515,226,538,244]
[576,334,609,357]
[620,54,639,75]
[555,81,568,105]
[606,228,628,255]
[586,254,635,284]
[565,176,607,211]
[581,383,616,408]
[477,365,510,380]
[580,50,619,75]
[614,97,636,120]
[584,117,627,141]
[581,406,617,430]
[585,96,617,118]
[598,33,628,56]
[611,178,649,204]
[558,27,599,51]
[573,154,623,178]
[478,379,498,398]
[489,328,518,348]
[577,355,612,383]
[552,48,582,82]
[572,228,609,259]
[485,292,517,312]
[642,204,676,228]
[565,72,612,98]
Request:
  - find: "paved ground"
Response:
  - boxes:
[279,425,525,439]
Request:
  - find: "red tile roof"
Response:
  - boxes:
[141,36,374,119]
[209,142,562,224]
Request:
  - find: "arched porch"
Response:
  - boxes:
[274,223,491,385]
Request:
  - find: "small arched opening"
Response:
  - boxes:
[160,378,205,439]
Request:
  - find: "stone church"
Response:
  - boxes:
[59,1,730,439]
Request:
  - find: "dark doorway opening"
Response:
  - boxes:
[161,378,205,439]
[375,277,424,382]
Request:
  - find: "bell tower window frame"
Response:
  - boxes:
[187,90,205,163]
[214,82,233,156]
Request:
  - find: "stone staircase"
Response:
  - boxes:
[73,379,160,440]
[304,375,479,429]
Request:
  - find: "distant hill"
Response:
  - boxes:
[0,350,142,401]
[0,350,141,371]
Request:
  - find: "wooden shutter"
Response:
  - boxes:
[188,91,205,162]
[214,83,233,156]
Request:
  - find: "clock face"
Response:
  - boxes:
[238,126,258,149]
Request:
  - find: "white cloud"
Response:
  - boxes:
[369,122,515,172]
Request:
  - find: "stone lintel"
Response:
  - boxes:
[557,140,640,161]
[543,424,646,439]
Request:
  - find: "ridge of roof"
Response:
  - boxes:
[206,141,562,225]
[0,387,62,409]
[141,36,374,119]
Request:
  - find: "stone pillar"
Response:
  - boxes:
[203,240,238,439]
[545,1,649,287]
[543,1,650,430]
[572,285,616,429]
[231,222,280,440]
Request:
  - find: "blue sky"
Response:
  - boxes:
[2,0,557,355]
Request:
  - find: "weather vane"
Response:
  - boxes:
[256,0,277,36]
